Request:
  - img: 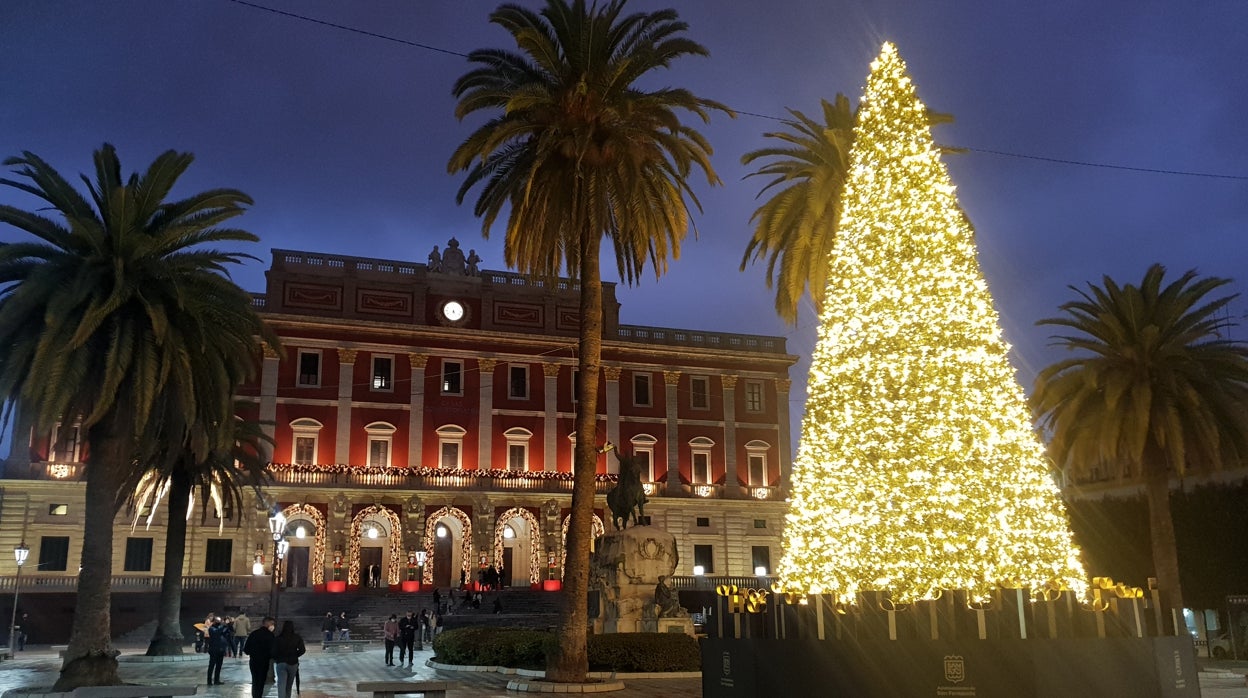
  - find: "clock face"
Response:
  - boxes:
[442,300,465,322]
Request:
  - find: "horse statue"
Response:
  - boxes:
[605,443,648,530]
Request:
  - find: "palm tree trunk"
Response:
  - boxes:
[1144,462,1185,634]
[547,228,604,684]
[54,428,128,689]
[147,469,191,655]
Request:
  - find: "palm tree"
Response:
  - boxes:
[741,97,955,324]
[740,95,854,324]
[448,0,726,681]
[1032,264,1248,628]
[137,408,272,656]
[0,145,272,688]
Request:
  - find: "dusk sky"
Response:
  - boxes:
[3,1,1246,453]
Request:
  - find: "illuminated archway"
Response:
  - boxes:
[560,513,605,577]
[493,507,542,585]
[277,503,327,585]
[348,504,403,585]
[422,506,473,585]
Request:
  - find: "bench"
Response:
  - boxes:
[356,680,452,698]
[323,639,371,652]
[70,685,197,697]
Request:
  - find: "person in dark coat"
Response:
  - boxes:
[272,620,306,698]
[206,616,230,685]
[398,611,417,666]
[320,612,336,645]
[244,616,277,698]
[336,611,351,640]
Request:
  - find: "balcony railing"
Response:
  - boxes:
[0,574,259,593]
[616,324,787,355]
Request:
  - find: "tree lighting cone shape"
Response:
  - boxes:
[775,43,1087,603]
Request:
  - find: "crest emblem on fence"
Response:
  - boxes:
[722,651,732,677]
[943,655,965,684]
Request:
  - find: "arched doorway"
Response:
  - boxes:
[494,507,541,587]
[348,504,403,587]
[422,506,472,588]
[277,503,326,587]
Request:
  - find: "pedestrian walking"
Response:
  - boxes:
[398,611,417,666]
[320,612,336,645]
[244,616,277,698]
[383,614,400,666]
[233,611,252,658]
[273,620,307,698]
[337,611,351,640]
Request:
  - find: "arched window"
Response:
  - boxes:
[436,425,467,469]
[629,434,658,481]
[290,418,324,465]
[689,437,715,485]
[504,427,533,472]
[744,440,771,487]
[365,421,396,467]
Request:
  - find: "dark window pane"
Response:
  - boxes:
[509,366,527,399]
[124,537,154,572]
[372,357,392,390]
[633,373,650,406]
[751,546,771,574]
[693,544,714,574]
[39,536,70,571]
[205,539,233,573]
[691,377,709,409]
[298,351,320,386]
[443,361,462,394]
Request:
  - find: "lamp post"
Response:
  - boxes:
[274,539,289,619]
[268,511,286,618]
[8,542,29,654]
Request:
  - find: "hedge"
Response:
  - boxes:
[432,627,701,672]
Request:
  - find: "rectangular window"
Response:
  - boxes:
[39,536,70,571]
[293,436,316,465]
[744,380,764,412]
[124,537,154,572]
[442,359,463,395]
[508,443,527,471]
[753,519,767,529]
[297,350,321,387]
[213,501,233,520]
[571,369,580,403]
[508,364,529,400]
[369,438,390,467]
[693,544,714,574]
[690,376,710,410]
[48,503,69,516]
[692,451,711,485]
[749,454,767,486]
[204,539,233,573]
[440,441,461,469]
[633,372,652,407]
[371,355,393,391]
[635,448,654,481]
[695,517,710,528]
[751,546,772,575]
[51,423,81,462]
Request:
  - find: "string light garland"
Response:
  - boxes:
[775,43,1087,604]
[492,507,543,585]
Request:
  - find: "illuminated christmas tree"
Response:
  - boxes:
[776,43,1087,603]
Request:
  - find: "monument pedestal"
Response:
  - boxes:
[590,524,693,636]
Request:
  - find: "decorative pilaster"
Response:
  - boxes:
[543,364,561,471]
[604,366,622,470]
[409,354,428,468]
[776,377,792,492]
[721,374,738,491]
[259,344,281,460]
[478,359,497,469]
[335,349,357,464]
[663,371,681,496]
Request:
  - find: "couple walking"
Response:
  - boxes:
[243,617,306,698]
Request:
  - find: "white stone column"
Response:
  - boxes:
[776,378,792,492]
[721,375,738,494]
[259,345,281,461]
[478,359,497,469]
[542,363,560,471]
[335,349,357,464]
[604,366,621,470]
[408,354,427,468]
[663,370,681,496]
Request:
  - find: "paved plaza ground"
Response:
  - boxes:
[0,644,700,697]
[4,644,1248,697]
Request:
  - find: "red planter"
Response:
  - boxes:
[401,580,421,592]
[326,581,347,593]
[542,579,562,591]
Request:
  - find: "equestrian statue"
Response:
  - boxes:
[605,443,648,530]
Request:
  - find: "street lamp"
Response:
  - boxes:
[268,511,286,618]
[415,550,427,585]
[274,539,290,619]
[9,542,29,654]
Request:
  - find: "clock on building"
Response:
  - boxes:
[441,300,465,322]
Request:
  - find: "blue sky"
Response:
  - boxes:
[2,1,1246,453]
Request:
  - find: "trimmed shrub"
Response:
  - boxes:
[432,626,549,669]
[588,632,701,672]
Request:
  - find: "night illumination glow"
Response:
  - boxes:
[775,43,1087,604]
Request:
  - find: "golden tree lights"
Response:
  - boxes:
[775,43,1087,603]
